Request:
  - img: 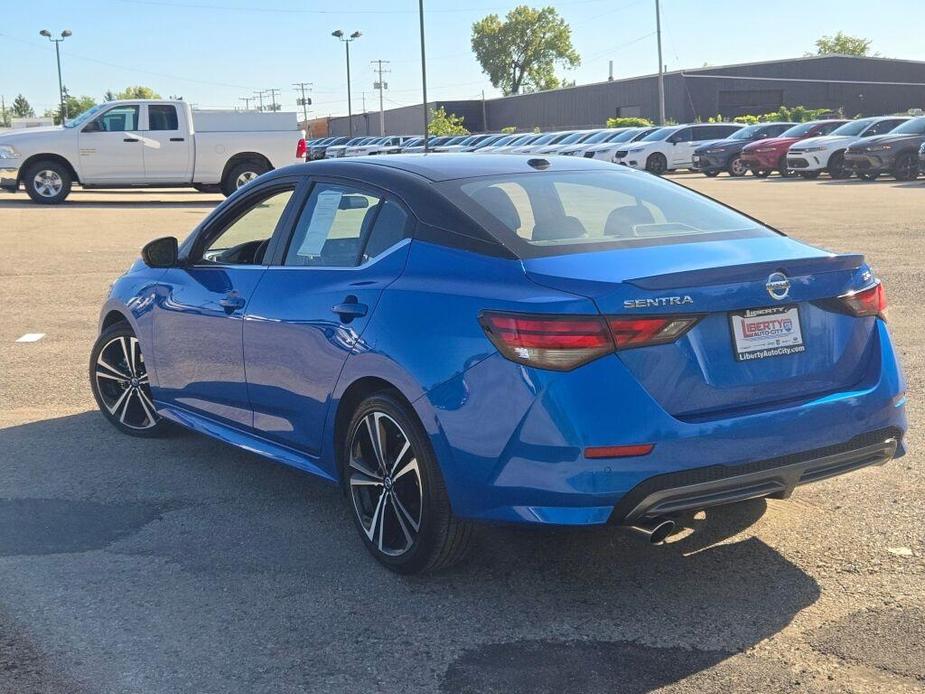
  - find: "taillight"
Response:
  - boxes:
[840,280,887,318]
[296,138,307,158]
[607,316,701,349]
[479,312,700,371]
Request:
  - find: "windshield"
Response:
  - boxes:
[891,117,925,135]
[474,134,504,148]
[558,131,592,145]
[780,122,823,138]
[63,103,107,129]
[729,124,765,140]
[403,137,423,147]
[528,133,560,145]
[444,169,773,257]
[830,119,876,137]
[640,127,678,142]
[582,129,621,145]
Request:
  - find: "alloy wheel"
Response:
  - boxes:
[93,335,159,430]
[348,411,423,557]
[729,157,748,176]
[235,171,259,189]
[33,169,63,198]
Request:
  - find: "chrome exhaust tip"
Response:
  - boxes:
[628,517,675,545]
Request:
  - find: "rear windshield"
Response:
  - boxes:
[441,169,775,257]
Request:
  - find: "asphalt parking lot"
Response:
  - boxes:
[1,175,923,694]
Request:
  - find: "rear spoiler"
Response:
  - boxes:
[625,254,865,290]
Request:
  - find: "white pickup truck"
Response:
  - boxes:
[0,99,304,203]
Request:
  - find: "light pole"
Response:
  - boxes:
[332,30,361,137]
[40,29,72,122]
[654,0,665,125]
[418,0,429,151]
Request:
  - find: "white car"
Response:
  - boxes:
[0,99,303,203]
[786,116,909,179]
[564,127,658,160]
[477,133,542,153]
[532,129,605,155]
[507,131,574,154]
[613,123,743,174]
[344,135,415,157]
[326,136,377,158]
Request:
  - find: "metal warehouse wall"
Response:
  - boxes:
[326,56,925,134]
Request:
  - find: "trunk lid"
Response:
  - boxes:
[523,236,876,419]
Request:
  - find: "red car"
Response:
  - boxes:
[740,120,847,177]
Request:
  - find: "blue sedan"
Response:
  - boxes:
[91,154,907,573]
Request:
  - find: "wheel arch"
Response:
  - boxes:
[18,153,79,184]
[220,152,273,183]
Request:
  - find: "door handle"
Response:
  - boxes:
[123,137,140,143]
[218,293,246,312]
[331,296,368,322]
[170,137,185,142]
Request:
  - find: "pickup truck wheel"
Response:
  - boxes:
[24,161,72,204]
[221,160,270,196]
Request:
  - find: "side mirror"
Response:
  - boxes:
[82,119,102,133]
[142,236,179,268]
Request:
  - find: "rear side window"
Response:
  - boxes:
[363,200,411,261]
[148,105,179,131]
[445,170,775,257]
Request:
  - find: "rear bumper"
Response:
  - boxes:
[611,429,901,523]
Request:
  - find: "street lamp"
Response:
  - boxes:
[40,29,72,122]
[332,29,362,137]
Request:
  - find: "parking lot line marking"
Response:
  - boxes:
[16,333,46,343]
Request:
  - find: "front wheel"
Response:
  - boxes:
[892,152,919,181]
[703,169,720,178]
[645,153,668,176]
[90,323,170,437]
[727,156,748,177]
[344,392,473,574]
[24,160,72,204]
[827,151,851,179]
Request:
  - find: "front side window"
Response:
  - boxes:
[148,105,179,131]
[446,169,775,257]
[865,119,906,136]
[201,188,294,265]
[284,183,382,267]
[87,105,140,132]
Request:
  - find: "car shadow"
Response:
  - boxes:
[0,412,820,692]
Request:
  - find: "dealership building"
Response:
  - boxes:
[312,54,925,136]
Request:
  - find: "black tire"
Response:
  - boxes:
[892,152,919,181]
[753,169,771,178]
[858,172,880,181]
[90,323,170,438]
[221,159,271,197]
[192,183,222,194]
[703,169,720,178]
[727,156,748,177]
[799,171,821,179]
[343,391,473,574]
[827,150,851,179]
[23,159,72,204]
[778,156,794,178]
[645,152,668,176]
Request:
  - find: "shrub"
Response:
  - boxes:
[606,117,653,128]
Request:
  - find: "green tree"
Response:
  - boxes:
[11,94,34,118]
[471,5,580,95]
[428,106,469,136]
[44,92,97,125]
[811,32,876,56]
[114,85,162,100]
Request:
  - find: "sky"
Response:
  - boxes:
[2,0,924,119]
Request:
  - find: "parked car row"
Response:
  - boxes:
[302,114,925,182]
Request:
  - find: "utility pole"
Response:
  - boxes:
[254,90,265,112]
[371,59,390,136]
[293,82,312,125]
[418,0,429,150]
[266,88,281,113]
[481,90,487,132]
[655,0,666,125]
[239,96,253,111]
[1,95,7,127]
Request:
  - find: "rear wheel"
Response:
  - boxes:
[23,160,72,204]
[221,159,271,197]
[645,153,668,176]
[892,152,919,181]
[827,150,851,179]
[344,392,473,574]
[90,323,169,438]
[703,169,720,178]
[727,156,748,177]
